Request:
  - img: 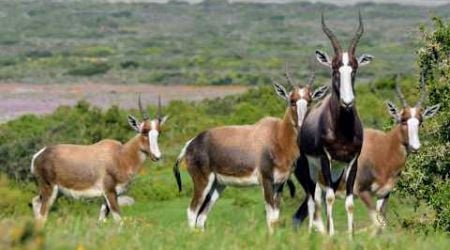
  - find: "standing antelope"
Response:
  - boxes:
[291,75,440,231]
[30,96,168,223]
[173,67,328,233]
[292,12,373,236]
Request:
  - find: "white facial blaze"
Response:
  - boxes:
[407,108,421,150]
[149,121,161,159]
[339,52,354,105]
[296,99,308,127]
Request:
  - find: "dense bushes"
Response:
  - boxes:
[398,17,450,231]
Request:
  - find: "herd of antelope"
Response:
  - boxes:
[30,12,440,236]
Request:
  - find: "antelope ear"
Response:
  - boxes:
[386,101,400,121]
[358,54,374,66]
[159,115,169,125]
[422,104,440,119]
[273,82,289,101]
[315,50,332,67]
[312,85,329,101]
[128,115,141,132]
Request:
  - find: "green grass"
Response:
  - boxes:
[0,84,449,249]
[1,167,449,249]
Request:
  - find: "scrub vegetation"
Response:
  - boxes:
[0,1,449,249]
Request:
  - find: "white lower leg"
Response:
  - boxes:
[307,195,315,232]
[32,196,42,219]
[98,204,108,222]
[265,203,280,234]
[313,184,325,233]
[196,189,220,229]
[187,207,197,229]
[345,195,354,234]
[376,199,387,228]
[325,188,335,236]
[112,212,122,222]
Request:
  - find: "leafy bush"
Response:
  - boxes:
[398,16,450,232]
[66,61,111,76]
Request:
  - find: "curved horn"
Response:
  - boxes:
[307,72,316,87]
[394,75,408,107]
[416,72,426,107]
[348,11,364,56]
[321,12,342,55]
[284,63,295,87]
[138,93,149,120]
[157,95,162,120]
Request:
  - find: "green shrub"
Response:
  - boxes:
[398,16,450,232]
[66,61,111,76]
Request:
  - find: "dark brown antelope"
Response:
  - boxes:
[292,12,373,236]
[173,68,328,233]
[292,75,440,231]
[30,95,168,224]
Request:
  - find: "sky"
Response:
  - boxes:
[99,0,450,6]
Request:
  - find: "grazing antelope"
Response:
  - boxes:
[173,68,328,233]
[30,96,168,223]
[292,12,373,236]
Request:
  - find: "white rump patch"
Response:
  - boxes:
[339,52,354,105]
[273,168,289,184]
[407,108,421,150]
[148,123,161,159]
[115,183,129,195]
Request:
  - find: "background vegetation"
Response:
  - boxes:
[0,1,449,249]
[0,0,448,85]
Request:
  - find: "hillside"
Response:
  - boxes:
[0,1,448,84]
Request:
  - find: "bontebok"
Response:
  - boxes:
[173,67,328,233]
[293,12,373,236]
[354,75,440,229]
[30,95,168,223]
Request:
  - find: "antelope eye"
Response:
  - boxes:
[290,100,296,106]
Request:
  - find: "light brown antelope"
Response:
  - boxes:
[292,75,440,231]
[292,12,373,236]
[30,96,168,224]
[354,75,440,229]
[173,68,328,233]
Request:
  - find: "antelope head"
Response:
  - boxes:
[273,64,329,127]
[315,11,374,109]
[128,95,168,161]
[386,74,440,153]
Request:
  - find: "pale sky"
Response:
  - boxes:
[99,0,450,6]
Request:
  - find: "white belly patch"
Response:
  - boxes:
[216,171,259,186]
[59,185,103,199]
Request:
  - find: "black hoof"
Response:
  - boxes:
[292,217,303,231]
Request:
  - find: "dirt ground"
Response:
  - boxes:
[0,83,248,123]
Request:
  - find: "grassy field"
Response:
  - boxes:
[0,83,449,249]
[1,171,449,250]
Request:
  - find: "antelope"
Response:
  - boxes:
[292,12,373,236]
[173,67,328,233]
[350,75,440,229]
[291,75,440,231]
[30,95,168,224]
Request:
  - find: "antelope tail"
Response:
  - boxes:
[173,138,193,193]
